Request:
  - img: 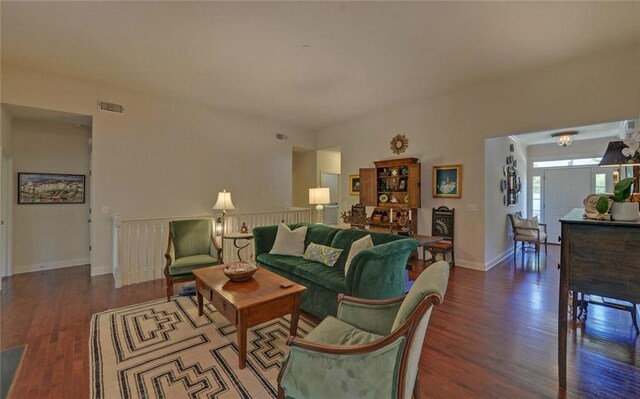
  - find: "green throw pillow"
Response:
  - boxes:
[303,242,343,267]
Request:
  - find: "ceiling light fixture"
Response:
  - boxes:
[551,131,578,147]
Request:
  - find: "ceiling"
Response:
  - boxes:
[514,121,630,146]
[2,2,639,130]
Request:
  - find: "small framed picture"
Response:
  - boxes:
[398,179,407,191]
[432,165,462,198]
[349,175,360,196]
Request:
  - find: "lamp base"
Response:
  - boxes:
[314,205,324,224]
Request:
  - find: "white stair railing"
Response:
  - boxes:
[111,209,312,288]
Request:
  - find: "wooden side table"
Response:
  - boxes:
[222,232,254,261]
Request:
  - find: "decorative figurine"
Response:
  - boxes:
[240,222,248,234]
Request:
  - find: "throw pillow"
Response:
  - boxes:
[303,242,343,267]
[270,223,308,256]
[515,216,539,237]
[344,235,374,276]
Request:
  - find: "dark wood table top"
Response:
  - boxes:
[192,265,305,310]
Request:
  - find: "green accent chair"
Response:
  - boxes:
[277,261,449,399]
[163,219,222,301]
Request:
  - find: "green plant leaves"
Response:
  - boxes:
[613,177,636,202]
[596,195,610,213]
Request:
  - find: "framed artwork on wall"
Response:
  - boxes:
[18,172,86,204]
[349,175,360,195]
[432,165,462,198]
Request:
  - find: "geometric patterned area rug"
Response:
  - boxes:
[90,295,316,399]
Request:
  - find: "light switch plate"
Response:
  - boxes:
[466,203,479,211]
[101,206,110,214]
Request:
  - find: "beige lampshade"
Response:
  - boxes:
[309,187,330,205]
[212,189,235,212]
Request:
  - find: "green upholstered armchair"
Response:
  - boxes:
[163,219,222,301]
[277,261,449,399]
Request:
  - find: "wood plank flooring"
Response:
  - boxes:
[2,245,638,398]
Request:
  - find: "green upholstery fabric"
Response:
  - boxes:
[392,261,449,330]
[170,219,214,259]
[346,239,418,299]
[305,316,382,346]
[254,224,417,320]
[337,299,402,336]
[168,254,218,276]
[280,338,405,399]
[329,229,406,272]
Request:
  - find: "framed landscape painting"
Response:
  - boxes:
[18,173,86,204]
[349,175,360,195]
[432,165,462,198]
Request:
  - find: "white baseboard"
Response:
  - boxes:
[452,259,487,271]
[13,257,90,274]
[484,248,514,271]
[91,264,112,277]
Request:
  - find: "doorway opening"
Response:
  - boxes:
[292,147,341,224]
[0,104,92,276]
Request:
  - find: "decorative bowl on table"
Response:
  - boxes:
[223,262,259,282]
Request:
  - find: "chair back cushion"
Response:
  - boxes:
[513,215,539,237]
[392,261,449,330]
[170,219,213,259]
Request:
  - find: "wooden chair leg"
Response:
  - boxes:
[513,241,517,263]
[166,278,173,302]
[451,249,455,267]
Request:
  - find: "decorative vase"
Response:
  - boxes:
[610,202,640,221]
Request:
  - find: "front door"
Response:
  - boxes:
[543,168,591,244]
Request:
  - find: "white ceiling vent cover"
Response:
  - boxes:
[98,101,124,114]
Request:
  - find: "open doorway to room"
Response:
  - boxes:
[291,147,341,224]
[0,104,92,276]
[484,119,637,267]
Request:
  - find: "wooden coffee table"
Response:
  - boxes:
[192,265,306,369]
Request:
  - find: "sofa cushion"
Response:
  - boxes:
[305,316,382,346]
[257,253,348,293]
[344,235,374,277]
[270,223,308,256]
[169,254,218,276]
[330,229,406,272]
[303,242,343,267]
[304,224,341,248]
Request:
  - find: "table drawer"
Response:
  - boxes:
[209,291,237,325]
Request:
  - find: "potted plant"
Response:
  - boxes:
[609,177,639,221]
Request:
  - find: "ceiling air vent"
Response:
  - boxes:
[98,101,124,114]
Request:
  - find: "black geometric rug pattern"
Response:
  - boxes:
[90,296,315,399]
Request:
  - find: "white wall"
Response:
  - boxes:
[317,150,341,177]
[484,137,527,267]
[1,63,315,276]
[292,150,317,208]
[0,106,12,277]
[12,119,91,273]
[316,45,640,269]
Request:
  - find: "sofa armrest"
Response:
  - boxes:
[346,239,418,299]
[253,225,279,257]
[336,295,404,336]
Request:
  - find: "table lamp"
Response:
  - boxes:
[309,187,330,223]
[598,140,640,184]
[212,189,235,235]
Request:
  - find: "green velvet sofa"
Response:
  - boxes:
[253,223,419,320]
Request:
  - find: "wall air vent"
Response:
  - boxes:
[626,119,637,132]
[98,101,124,114]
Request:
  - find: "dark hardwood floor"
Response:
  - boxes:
[1,245,638,398]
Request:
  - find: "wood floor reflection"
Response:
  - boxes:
[1,244,638,398]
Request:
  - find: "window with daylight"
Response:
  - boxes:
[594,173,607,194]
[532,158,602,168]
[532,176,542,219]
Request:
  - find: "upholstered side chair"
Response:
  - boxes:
[164,219,222,301]
[507,212,547,265]
[277,261,450,399]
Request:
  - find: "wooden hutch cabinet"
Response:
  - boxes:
[359,158,421,233]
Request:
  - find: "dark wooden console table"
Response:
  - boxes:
[558,208,640,388]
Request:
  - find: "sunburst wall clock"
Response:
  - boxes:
[390,134,408,154]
